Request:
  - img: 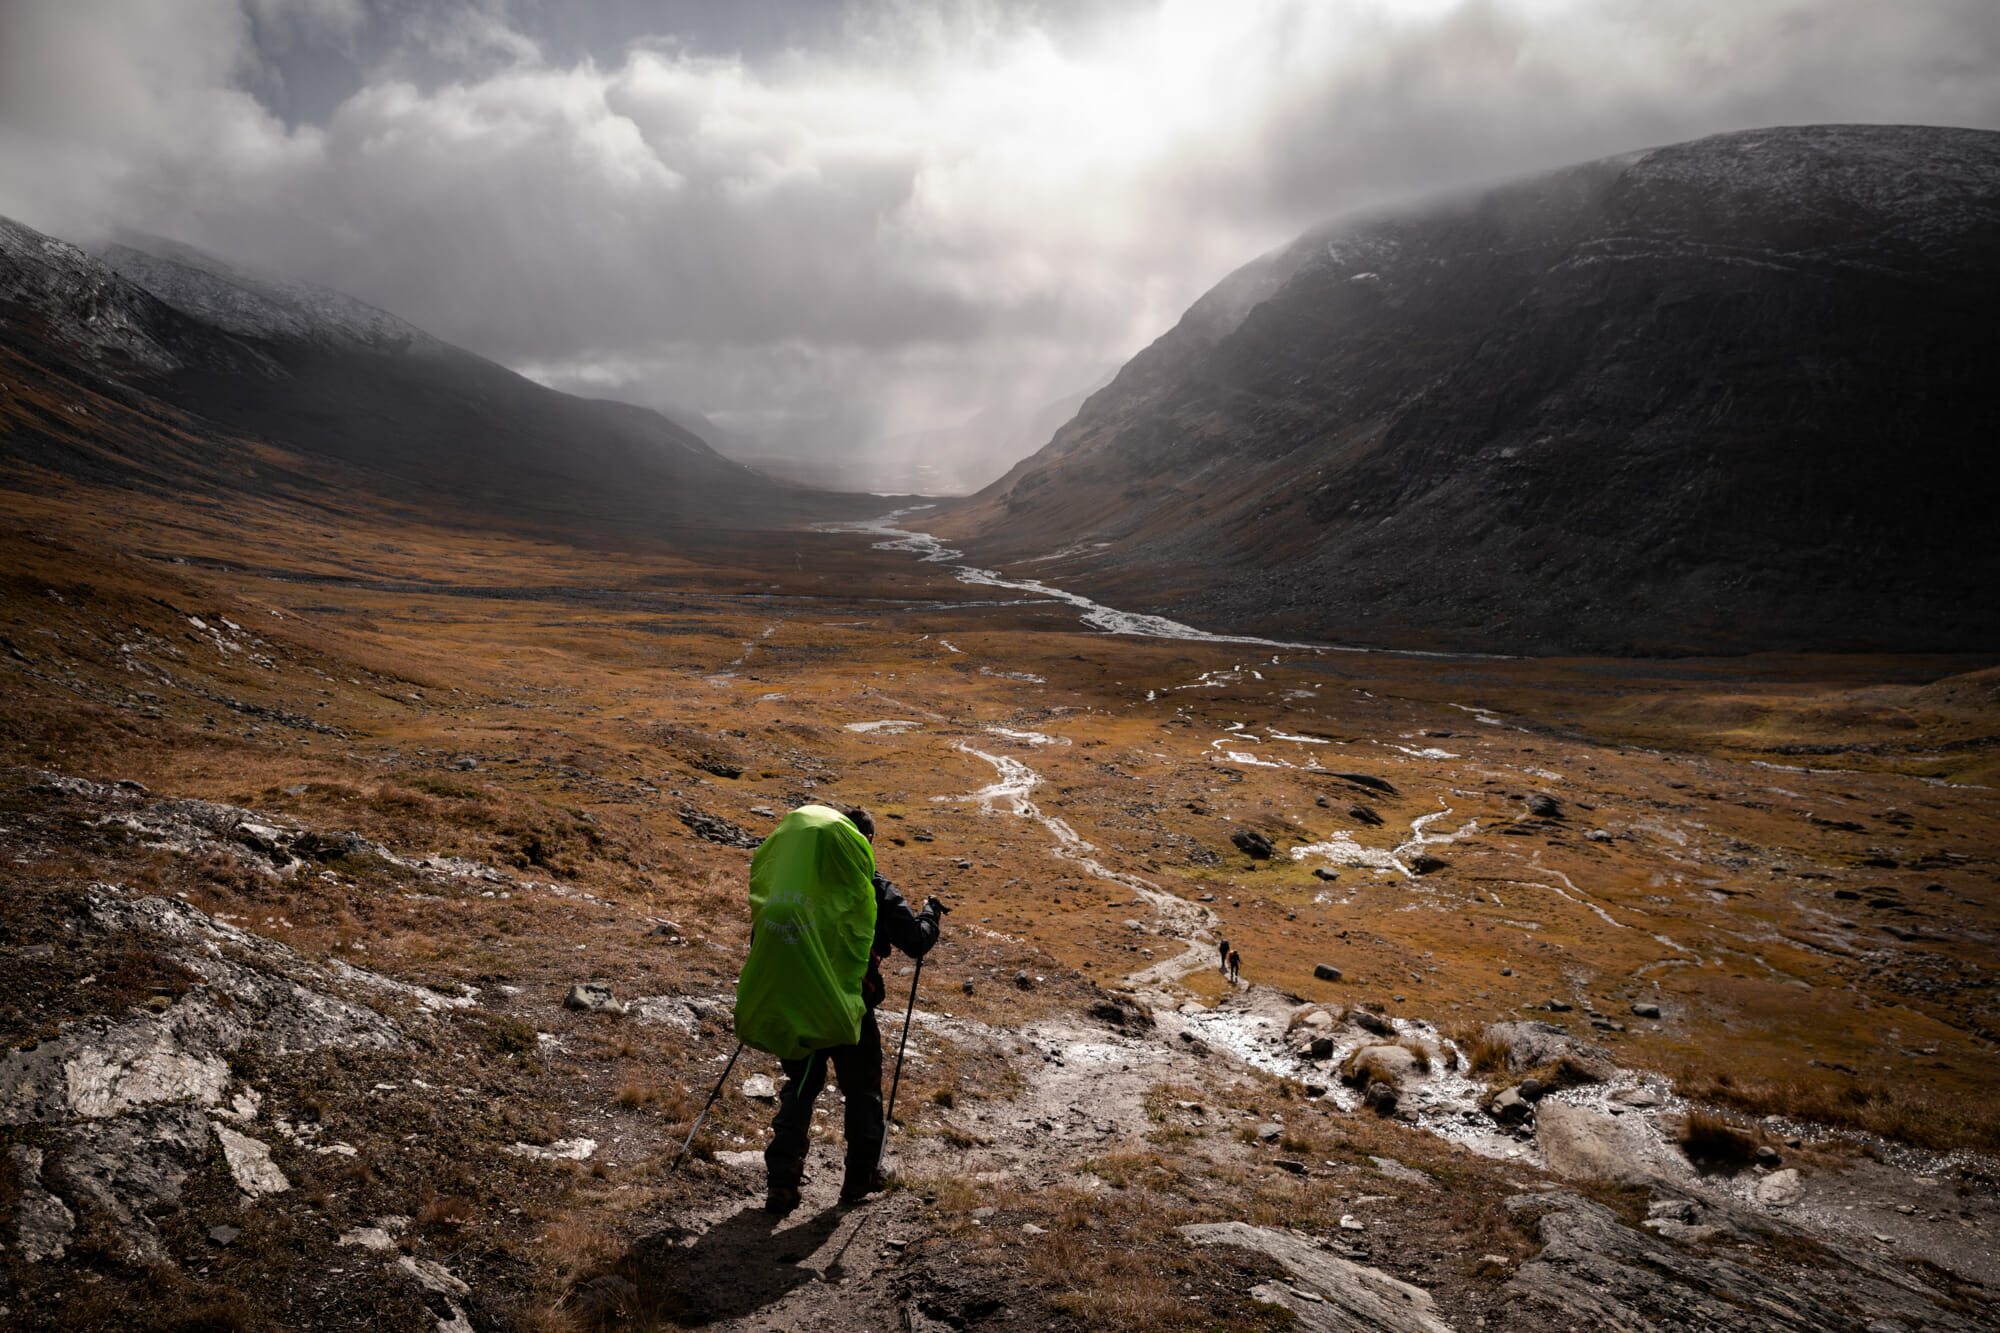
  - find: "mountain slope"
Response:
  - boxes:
[939,124,2000,655]
[2,217,867,533]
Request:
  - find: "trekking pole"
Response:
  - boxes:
[671,1041,744,1172]
[874,953,924,1179]
[876,899,947,1178]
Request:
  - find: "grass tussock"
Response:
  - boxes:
[1464,1032,1511,1077]
[1674,1066,2000,1156]
[417,1190,475,1230]
[540,1212,621,1282]
[1678,1110,1762,1169]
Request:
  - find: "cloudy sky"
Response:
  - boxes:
[3,0,1998,486]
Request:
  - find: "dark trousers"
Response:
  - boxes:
[764,1008,883,1190]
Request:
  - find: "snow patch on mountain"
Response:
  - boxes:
[0,217,185,374]
[98,233,441,355]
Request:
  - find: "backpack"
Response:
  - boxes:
[733,804,877,1060]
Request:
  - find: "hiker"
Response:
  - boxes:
[1218,938,1231,972]
[1227,948,1241,983]
[734,803,941,1216]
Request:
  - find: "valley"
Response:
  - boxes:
[2,118,1998,1332]
[2,470,1996,1330]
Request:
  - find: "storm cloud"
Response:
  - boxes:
[4,0,1998,485]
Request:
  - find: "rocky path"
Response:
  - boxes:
[638,716,2000,1330]
[662,1004,1215,1332]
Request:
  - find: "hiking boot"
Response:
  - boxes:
[764,1182,802,1216]
[838,1170,889,1205]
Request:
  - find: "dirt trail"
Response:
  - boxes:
[665,1008,1222,1331]
[946,734,1220,984]
[658,720,1246,1330]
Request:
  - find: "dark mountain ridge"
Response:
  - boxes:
[1,218,873,533]
[940,124,2000,655]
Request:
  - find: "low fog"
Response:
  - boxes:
[4,0,1998,491]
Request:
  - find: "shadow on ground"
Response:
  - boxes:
[627,1202,848,1325]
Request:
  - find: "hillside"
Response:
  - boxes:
[936,125,2000,655]
[1,217,874,535]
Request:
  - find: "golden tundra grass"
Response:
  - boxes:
[3,458,1999,1330]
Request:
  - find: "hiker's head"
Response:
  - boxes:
[841,806,876,842]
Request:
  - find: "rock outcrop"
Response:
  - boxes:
[1504,1192,1987,1332]
[0,884,423,1268]
[1180,1221,1454,1333]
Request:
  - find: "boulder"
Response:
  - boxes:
[740,1074,778,1100]
[563,983,627,1015]
[1526,793,1562,819]
[1348,804,1384,827]
[1483,1021,1615,1082]
[1490,1086,1531,1125]
[1631,1002,1662,1020]
[1408,853,1450,875]
[1289,1006,1337,1033]
[1231,829,1276,859]
[1313,963,1343,982]
[1351,1009,1396,1038]
[1313,866,1341,881]
[1361,1082,1400,1115]
[1754,1168,1805,1207]
[1308,1036,1336,1061]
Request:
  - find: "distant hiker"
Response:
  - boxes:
[1218,938,1231,972]
[735,803,941,1216]
[1227,949,1241,983]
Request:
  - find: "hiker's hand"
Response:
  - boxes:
[925,896,949,917]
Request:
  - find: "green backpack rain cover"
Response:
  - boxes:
[734,804,877,1060]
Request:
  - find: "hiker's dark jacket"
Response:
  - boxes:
[864,873,939,1009]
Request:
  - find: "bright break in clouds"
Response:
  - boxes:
[3,0,1997,489]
